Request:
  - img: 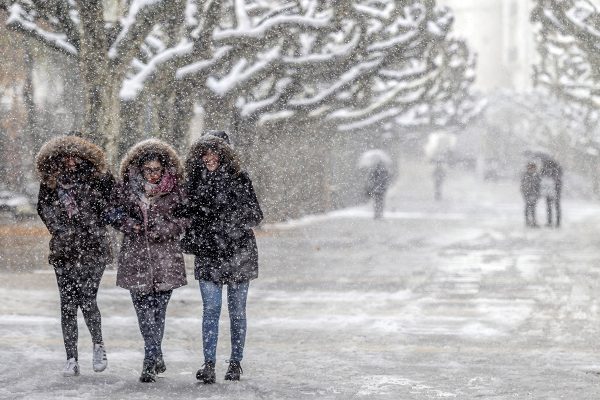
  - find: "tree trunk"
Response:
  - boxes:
[171,83,195,152]
[78,0,121,165]
[118,99,144,162]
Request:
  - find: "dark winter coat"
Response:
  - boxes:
[520,170,541,203]
[36,136,115,267]
[112,139,187,293]
[182,136,263,284]
[366,162,390,197]
[540,158,562,197]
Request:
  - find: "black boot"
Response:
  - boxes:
[224,361,243,381]
[196,361,216,384]
[140,359,156,383]
[155,355,166,374]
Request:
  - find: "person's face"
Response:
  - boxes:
[63,155,81,172]
[142,160,163,184]
[202,150,220,172]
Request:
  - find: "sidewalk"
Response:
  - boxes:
[2,165,600,399]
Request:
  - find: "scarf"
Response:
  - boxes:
[131,168,178,229]
[57,181,80,219]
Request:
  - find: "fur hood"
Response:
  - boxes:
[120,139,183,181]
[36,135,108,184]
[185,136,241,180]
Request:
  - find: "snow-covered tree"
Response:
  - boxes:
[532,0,600,154]
[1,0,477,164]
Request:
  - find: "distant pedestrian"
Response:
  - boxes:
[540,158,562,227]
[181,134,263,384]
[433,161,446,201]
[365,161,390,219]
[111,139,187,383]
[540,175,557,227]
[36,135,113,377]
[520,162,541,227]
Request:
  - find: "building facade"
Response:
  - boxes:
[439,0,537,92]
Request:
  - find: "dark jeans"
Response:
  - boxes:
[130,290,172,362]
[199,280,249,363]
[372,192,385,219]
[524,199,537,227]
[54,262,105,360]
[546,196,561,227]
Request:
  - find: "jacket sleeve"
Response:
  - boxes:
[147,190,188,242]
[106,183,142,234]
[37,183,67,236]
[95,172,116,227]
[177,181,215,220]
[225,172,263,228]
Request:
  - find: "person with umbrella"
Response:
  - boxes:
[520,161,541,227]
[524,150,562,227]
[360,150,392,219]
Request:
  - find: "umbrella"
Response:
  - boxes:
[523,149,562,178]
[358,149,392,169]
[424,131,456,161]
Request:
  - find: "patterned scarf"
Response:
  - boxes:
[132,168,178,228]
[57,181,80,218]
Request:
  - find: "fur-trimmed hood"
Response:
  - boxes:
[36,135,108,184]
[185,136,241,180]
[120,139,183,182]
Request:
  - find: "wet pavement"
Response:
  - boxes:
[2,165,600,399]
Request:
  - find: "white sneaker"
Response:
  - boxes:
[93,343,108,372]
[63,358,80,377]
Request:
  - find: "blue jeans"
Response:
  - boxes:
[131,290,172,362]
[199,280,249,363]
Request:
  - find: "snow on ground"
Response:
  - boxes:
[2,161,600,398]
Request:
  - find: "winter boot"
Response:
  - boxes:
[92,343,108,372]
[224,361,243,381]
[155,355,166,374]
[139,359,156,383]
[196,361,216,384]
[63,358,80,377]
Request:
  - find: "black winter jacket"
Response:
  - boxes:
[182,169,263,283]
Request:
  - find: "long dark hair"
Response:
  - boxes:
[137,152,167,170]
[185,136,241,184]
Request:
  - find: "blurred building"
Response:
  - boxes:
[439,0,536,92]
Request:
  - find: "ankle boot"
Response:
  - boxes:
[224,361,242,381]
[155,355,166,374]
[196,361,215,384]
[139,359,156,383]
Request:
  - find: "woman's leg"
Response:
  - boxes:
[153,290,172,359]
[55,264,80,360]
[199,280,223,363]
[130,291,160,362]
[227,281,249,362]
[555,195,561,227]
[79,262,105,345]
[546,197,553,226]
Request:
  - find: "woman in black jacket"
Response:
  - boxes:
[36,135,114,377]
[182,134,263,383]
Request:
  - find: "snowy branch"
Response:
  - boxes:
[5,3,77,56]
[120,39,194,100]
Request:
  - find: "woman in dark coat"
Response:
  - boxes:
[520,161,541,227]
[111,139,187,382]
[181,134,263,383]
[36,135,114,377]
[366,161,390,219]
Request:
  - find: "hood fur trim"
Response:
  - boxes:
[119,139,183,181]
[36,135,108,184]
[185,136,241,178]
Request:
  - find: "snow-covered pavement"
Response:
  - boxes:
[2,165,600,399]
